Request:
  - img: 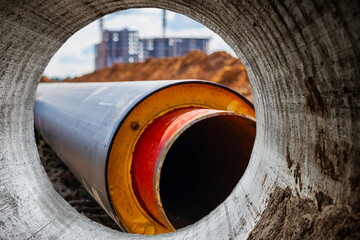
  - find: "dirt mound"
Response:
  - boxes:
[42,50,252,102]
[40,76,53,83]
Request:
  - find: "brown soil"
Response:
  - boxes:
[247,187,360,240]
[41,50,253,102]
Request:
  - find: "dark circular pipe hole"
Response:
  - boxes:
[160,115,255,229]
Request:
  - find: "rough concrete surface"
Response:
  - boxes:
[0,0,359,239]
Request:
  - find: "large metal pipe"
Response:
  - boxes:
[34,80,256,235]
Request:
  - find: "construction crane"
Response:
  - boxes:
[162,9,166,38]
[99,9,167,38]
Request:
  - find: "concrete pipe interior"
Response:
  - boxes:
[160,114,255,229]
[1,1,359,239]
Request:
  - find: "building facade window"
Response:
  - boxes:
[95,29,209,69]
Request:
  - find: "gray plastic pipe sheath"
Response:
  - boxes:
[33,80,253,229]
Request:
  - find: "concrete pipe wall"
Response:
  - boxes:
[0,0,359,239]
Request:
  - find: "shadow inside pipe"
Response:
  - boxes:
[160,115,256,229]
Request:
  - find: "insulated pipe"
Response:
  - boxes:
[34,80,255,235]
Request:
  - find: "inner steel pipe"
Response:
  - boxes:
[158,111,255,229]
[131,107,255,229]
[34,80,255,235]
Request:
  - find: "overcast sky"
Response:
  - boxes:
[44,8,235,79]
